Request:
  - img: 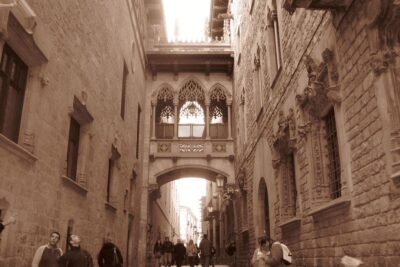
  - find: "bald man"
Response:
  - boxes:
[59,235,93,267]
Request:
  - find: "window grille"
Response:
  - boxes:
[324,108,341,199]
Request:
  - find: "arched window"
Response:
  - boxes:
[155,87,174,138]
[178,80,205,138]
[209,86,228,138]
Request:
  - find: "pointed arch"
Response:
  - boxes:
[209,83,232,103]
[152,83,175,103]
[178,79,205,102]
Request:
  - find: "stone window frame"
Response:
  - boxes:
[0,6,48,159]
[265,2,283,88]
[295,49,351,215]
[271,108,299,221]
[105,144,121,212]
[62,95,93,194]
[252,43,264,120]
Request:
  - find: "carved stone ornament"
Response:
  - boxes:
[364,0,400,76]
[237,167,247,191]
[283,0,349,14]
[296,49,341,119]
[272,109,297,153]
[369,49,399,76]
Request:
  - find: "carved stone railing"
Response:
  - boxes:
[149,139,234,160]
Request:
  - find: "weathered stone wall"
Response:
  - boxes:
[0,1,147,266]
[232,0,400,266]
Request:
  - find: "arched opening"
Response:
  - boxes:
[155,86,175,139]
[258,178,270,238]
[178,80,205,138]
[209,86,228,139]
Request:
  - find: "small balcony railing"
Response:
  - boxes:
[178,124,205,138]
[156,123,174,139]
[156,123,228,139]
[210,124,228,139]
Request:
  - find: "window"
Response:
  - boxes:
[121,62,128,119]
[0,44,28,142]
[66,118,80,180]
[136,105,141,159]
[253,45,263,116]
[324,108,341,199]
[266,2,282,84]
[107,145,120,203]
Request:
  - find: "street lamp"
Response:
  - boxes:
[208,203,214,213]
[216,174,225,189]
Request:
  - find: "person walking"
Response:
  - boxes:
[98,239,123,267]
[59,235,93,267]
[186,239,198,267]
[153,238,163,267]
[264,237,292,267]
[174,239,186,267]
[32,231,63,267]
[199,234,211,267]
[251,238,270,267]
[161,236,174,267]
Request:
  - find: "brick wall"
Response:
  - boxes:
[232,0,400,266]
[0,1,147,266]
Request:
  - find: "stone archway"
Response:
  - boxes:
[155,165,229,187]
[257,178,271,239]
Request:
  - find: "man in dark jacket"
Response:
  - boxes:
[59,235,93,267]
[162,236,174,267]
[174,239,186,267]
[98,239,123,267]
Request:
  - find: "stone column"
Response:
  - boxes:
[205,99,210,139]
[151,101,156,139]
[173,99,179,139]
[227,101,232,139]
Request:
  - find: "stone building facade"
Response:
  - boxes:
[0,0,147,266]
[230,0,400,267]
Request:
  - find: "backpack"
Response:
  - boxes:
[280,242,292,265]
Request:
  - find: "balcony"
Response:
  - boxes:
[150,138,234,159]
[156,123,228,139]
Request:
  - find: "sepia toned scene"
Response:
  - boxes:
[0,0,399,266]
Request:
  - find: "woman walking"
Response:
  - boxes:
[186,239,198,267]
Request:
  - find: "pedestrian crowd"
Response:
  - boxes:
[30,231,123,267]
[153,234,217,267]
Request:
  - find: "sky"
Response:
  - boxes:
[176,178,206,224]
[162,0,211,41]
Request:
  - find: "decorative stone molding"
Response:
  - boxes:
[212,143,226,152]
[272,109,297,158]
[283,0,350,14]
[369,49,398,76]
[69,96,94,125]
[237,167,247,192]
[157,142,171,152]
[148,183,161,199]
[363,0,400,187]
[296,49,341,119]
